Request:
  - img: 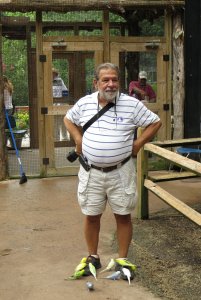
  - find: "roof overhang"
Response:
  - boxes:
[0,0,185,13]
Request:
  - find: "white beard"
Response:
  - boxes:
[100,90,119,102]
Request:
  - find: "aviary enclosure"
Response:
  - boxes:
[0,1,184,179]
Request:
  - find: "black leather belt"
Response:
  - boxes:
[91,156,131,173]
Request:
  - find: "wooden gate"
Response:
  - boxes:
[40,39,103,176]
[110,38,171,142]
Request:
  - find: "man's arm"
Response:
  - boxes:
[147,85,156,103]
[132,120,162,156]
[63,116,82,155]
[132,86,146,98]
[129,81,146,99]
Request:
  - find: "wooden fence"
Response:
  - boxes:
[137,137,201,226]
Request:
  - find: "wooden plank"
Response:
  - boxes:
[103,10,110,62]
[46,105,73,115]
[94,50,103,68]
[43,49,55,169]
[148,171,197,182]
[0,1,185,11]
[44,36,104,46]
[144,179,201,226]
[137,128,149,219]
[36,11,47,176]
[110,36,166,43]
[144,143,201,176]
[156,46,168,141]
[164,13,172,140]
[153,138,201,147]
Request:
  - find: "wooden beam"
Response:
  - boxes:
[137,128,149,219]
[36,11,46,176]
[153,137,201,147]
[0,1,185,12]
[148,171,197,182]
[144,179,201,226]
[144,143,201,176]
[103,10,110,62]
[45,105,73,115]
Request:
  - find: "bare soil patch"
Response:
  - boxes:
[128,203,201,300]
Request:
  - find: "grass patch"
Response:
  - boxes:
[148,156,169,171]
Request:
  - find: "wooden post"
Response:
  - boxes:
[144,179,201,226]
[136,128,149,219]
[103,10,110,62]
[172,13,184,140]
[0,16,8,181]
[36,11,46,177]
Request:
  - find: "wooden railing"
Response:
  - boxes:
[137,137,201,226]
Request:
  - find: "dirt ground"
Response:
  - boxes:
[0,175,201,300]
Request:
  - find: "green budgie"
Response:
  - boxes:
[67,269,85,280]
[100,258,115,274]
[75,262,87,272]
[89,262,97,280]
[115,258,137,271]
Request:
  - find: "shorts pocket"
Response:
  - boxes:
[118,158,137,210]
[77,165,90,206]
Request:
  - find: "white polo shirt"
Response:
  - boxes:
[66,91,160,167]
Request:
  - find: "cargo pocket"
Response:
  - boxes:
[118,158,137,210]
[77,165,90,207]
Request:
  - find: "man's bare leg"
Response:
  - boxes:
[114,213,132,258]
[84,214,102,255]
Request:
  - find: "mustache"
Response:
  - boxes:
[105,89,117,93]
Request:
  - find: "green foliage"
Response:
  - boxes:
[43,11,102,22]
[139,16,164,36]
[148,157,169,171]
[4,11,35,20]
[3,38,28,106]
[14,111,29,130]
[151,82,157,93]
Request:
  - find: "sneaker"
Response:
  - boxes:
[83,255,102,276]
[115,258,136,280]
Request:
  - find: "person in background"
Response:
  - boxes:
[64,62,161,280]
[52,68,69,141]
[3,75,14,115]
[129,71,156,103]
[52,68,68,98]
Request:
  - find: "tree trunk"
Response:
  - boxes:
[0,22,8,181]
[172,13,184,140]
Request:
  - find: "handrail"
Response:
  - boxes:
[137,136,201,226]
[144,143,201,176]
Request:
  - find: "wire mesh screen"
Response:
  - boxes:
[8,148,40,177]
[3,10,165,179]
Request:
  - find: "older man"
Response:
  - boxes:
[129,70,156,103]
[64,63,161,280]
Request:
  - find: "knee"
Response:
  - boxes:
[86,214,102,224]
[114,214,131,224]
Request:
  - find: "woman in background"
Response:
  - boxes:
[3,75,14,115]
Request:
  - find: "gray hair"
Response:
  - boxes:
[94,62,120,80]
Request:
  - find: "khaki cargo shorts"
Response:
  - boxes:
[77,157,137,215]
